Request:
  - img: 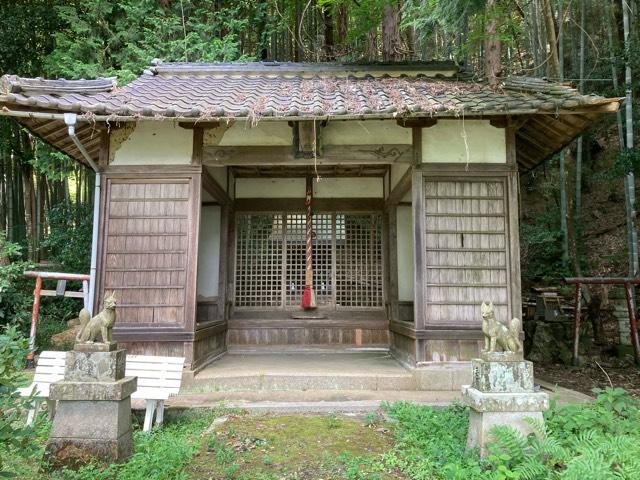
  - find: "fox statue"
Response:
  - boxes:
[480,301,522,354]
[76,291,117,344]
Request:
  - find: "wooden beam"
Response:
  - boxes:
[191,127,203,165]
[234,197,384,212]
[202,168,232,206]
[397,117,437,128]
[386,167,412,206]
[203,144,412,165]
[179,121,220,129]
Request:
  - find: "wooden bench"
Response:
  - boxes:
[17,350,66,425]
[19,352,185,432]
[126,355,185,432]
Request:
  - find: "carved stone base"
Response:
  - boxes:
[45,342,136,469]
[65,349,126,382]
[463,356,548,457]
[471,358,534,393]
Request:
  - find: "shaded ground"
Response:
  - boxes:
[536,359,640,398]
[186,413,404,480]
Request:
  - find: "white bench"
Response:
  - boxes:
[19,351,185,432]
[17,350,66,425]
[126,355,185,432]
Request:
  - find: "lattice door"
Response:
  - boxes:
[234,212,383,310]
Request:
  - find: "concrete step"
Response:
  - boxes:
[182,372,417,393]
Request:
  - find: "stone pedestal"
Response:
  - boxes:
[45,342,136,468]
[462,353,548,456]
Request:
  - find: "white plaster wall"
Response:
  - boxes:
[212,122,292,146]
[110,122,193,165]
[235,178,305,198]
[314,177,383,198]
[422,120,506,163]
[397,206,414,301]
[197,205,221,299]
[324,120,411,145]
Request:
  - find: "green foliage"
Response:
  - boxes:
[598,148,640,180]
[42,202,93,274]
[0,232,35,329]
[520,208,569,283]
[45,0,257,82]
[0,326,40,477]
[49,409,225,480]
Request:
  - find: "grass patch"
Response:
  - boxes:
[4,407,229,480]
[4,389,640,479]
[186,413,400,479]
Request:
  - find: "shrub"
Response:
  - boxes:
[0,232,34,330]
[0,325,40,477]
[42,202,92,274]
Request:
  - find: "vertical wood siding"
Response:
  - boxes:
[423,178,511,326]
[98,171,200,332]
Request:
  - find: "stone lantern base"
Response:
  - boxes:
[462,353,548,456]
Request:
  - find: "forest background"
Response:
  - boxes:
[0,0,638,348]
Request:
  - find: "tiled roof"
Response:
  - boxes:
[0,62,616,120]
[0,62,622,170]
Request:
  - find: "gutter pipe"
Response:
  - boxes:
[64,113,100,315]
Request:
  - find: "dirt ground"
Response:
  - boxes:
[536,358,640,398]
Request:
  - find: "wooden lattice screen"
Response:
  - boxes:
[234,212,383,309]
[423,179,510,325]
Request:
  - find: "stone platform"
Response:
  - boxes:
[45,345,136,468]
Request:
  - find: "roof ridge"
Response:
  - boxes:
[0,75,117,96]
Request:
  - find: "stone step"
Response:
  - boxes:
[141,389,461,412]
[182,372,418,393]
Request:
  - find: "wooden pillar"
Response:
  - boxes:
[506,126,522,320]
[217,204,230,321]
[386,206,399,322]
[411,127,426,363]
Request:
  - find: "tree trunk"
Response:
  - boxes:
[381,2,402,62]
[322,6,335,60]
[484,0,502,86]
[622,0,638,276]
[294,0,302,61]
[542,0,561,79]
[575,0,586,237]
[558,0,569,267]
[605,0,625,148]
[367,27,378,62]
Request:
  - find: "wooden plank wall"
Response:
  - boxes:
[96,166,203,367]
[423,177,510,325]
[413,164,521,363]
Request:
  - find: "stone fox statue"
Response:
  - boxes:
[480,301,522,353]
[76,291,117,343]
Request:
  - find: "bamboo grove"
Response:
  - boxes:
[0,0,639,277]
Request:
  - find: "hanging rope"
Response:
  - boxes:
[301,176,316,309]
